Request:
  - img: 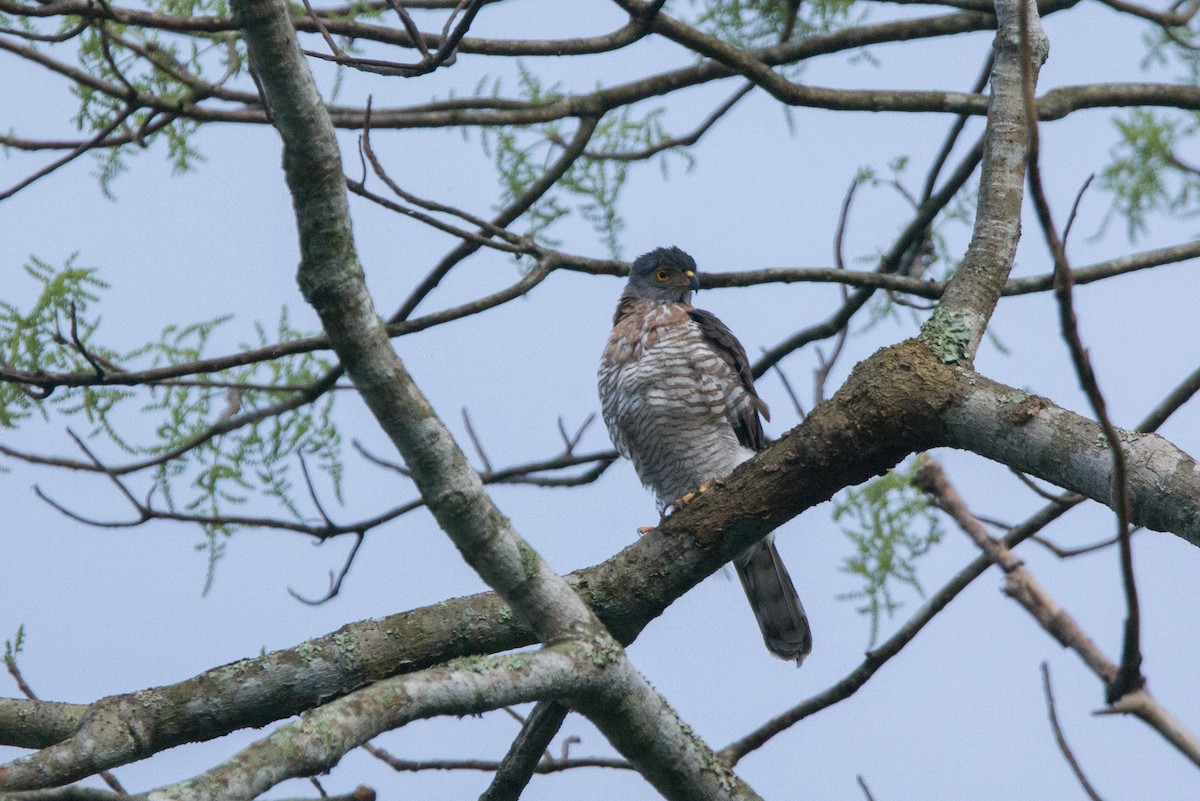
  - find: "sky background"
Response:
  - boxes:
[3,0,1200,798]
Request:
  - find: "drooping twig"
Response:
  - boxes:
[1019,0,1142,704]
[288,531,366,605]
[1041,662,1106,801]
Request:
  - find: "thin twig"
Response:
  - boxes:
[1030,532,1123,559]
[769,359,806,419]
[299,454,337,529]
[461,408,494,472]
[1020,1,1142,704]
[1041,662,1106,801]
[814,178,858,405]
[352,438,411,476]
[288,532,366,605]
[1061,173,1095,249]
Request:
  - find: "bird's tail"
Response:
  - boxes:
[734,536,812,665]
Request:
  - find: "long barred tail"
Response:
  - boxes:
[734,535,812,665]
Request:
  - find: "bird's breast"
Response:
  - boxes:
[598,304,744,503]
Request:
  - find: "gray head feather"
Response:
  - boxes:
[627,246,700,303]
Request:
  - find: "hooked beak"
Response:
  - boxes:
[685,270,700,292]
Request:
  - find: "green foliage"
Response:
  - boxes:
[3,624,26,668]
[1100,109,1200,240]
[690,0,859,48]
[1095,28,1200,240]
[0,255,120,429]
[481,64,685,257]
[1,259,342,592]
[833,458,944,645]
[137,308,342,593]
[65,13,242,195]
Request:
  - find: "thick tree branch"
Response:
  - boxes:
[926,0,1047,361]
[231,1,757,798]
[941,371,1200,548]
[0,699,86,750]
[5,340,1200,789]
[151,646,595,801]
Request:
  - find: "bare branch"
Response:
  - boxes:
[154,645,596,801]
[288,532,366,605]
[0,103,138,201]
[754,134,984,377]
[914,455,1199,767]
[389,116,599,323]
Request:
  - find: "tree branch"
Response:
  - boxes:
[914,455,1200,768]
[233,1,758,797]
[924,0,1047,362]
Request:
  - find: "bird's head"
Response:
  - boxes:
[627,246,701,304]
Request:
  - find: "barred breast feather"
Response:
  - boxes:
[598,288,812,665]
[599,295,755,509]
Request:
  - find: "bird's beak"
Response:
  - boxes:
[686,270,700,291]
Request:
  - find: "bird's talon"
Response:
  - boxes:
[671,483,715,511]
[637,525,655,536]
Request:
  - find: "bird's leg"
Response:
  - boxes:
[670,480,717,511]
[641,480,718,534]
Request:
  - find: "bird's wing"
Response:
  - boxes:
[687,308,771,452]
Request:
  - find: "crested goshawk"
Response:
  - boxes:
[598,246,812,664]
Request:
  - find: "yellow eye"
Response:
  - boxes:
[654,268,670,282]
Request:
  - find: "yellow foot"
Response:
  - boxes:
[636,525,655,536]
[670,481,716,511]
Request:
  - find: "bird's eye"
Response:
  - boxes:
[654,268,670,282]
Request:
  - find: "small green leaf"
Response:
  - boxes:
[833,458,945,646]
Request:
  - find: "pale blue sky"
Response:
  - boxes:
[3,1,1199,798]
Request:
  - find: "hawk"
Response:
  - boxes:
[598,246,812,664]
